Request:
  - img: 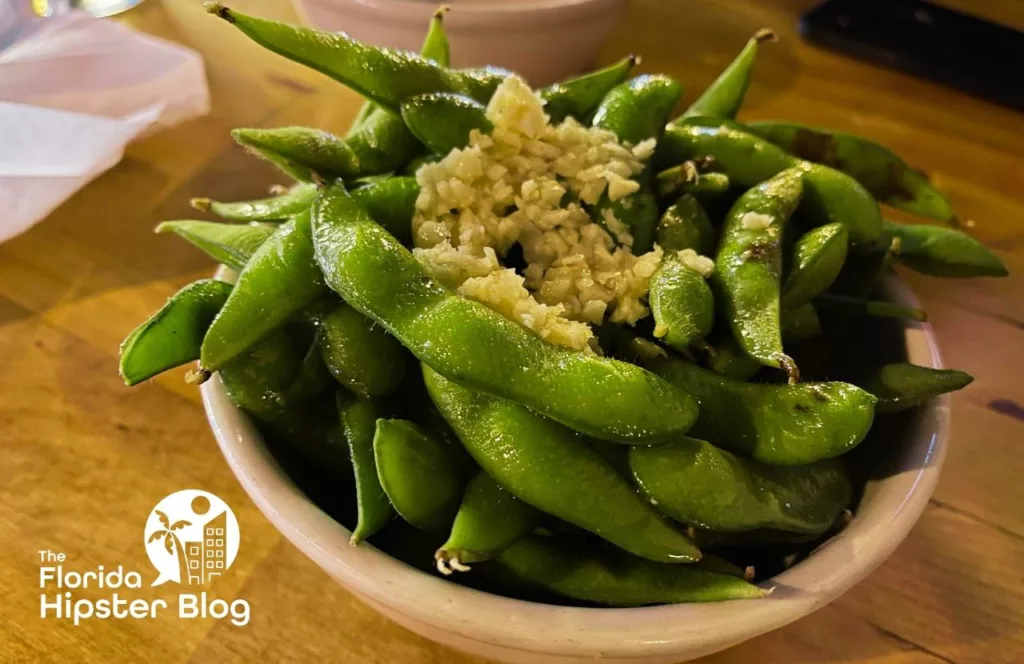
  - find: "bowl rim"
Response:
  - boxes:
[202,276,949,659]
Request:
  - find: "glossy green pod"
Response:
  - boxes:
[339,394,395,543]
[435,471,542,573]
[231,127,362,182]
[311,299,407,399]
[400,93,493,154]
[657,194,716,256]
[200,210,326,374]
[655,167,730,201]
[649,257,715,352]
[496,536,765,606]
[192,183,317,222]
[423,366,702,563]
[679,29,776,121]
[629,437,852,534]
[312,182,699,444]
[829,233,899,298]
[539,55,638,123]
[713,168,804,380]
[656,119,884,246]
[155,220,275,272]
[119,279,232,385]
[782,222,848,308]
[638,347,877,465]
[208,3,510,112]
[861,363,973,413]
[815,294,927,322]
[747,121,958,225]
[884,220,1008,278]
[374,418,465,532]
[705,303,822,381]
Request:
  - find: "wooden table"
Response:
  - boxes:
[2,0,1022,661]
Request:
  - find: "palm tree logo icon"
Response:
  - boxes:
[143,490,240,587]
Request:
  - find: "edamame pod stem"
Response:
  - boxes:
[655,166,730,201]
[657,193,716,256]
[339,394,395,543]
[747,121,959,225]
[156,221,275,272]
[312,182,699,444]
[200,210,326,375]
[883,220,1008,278]
[207,3,510,112]
[401,93,493,155]
[310,299,407,399]
[192,183,317,222]
[649,256,715,353]
[119,280,232,386]
[630,437,852,534]
[633,342,877,465]
[782,222,848,309]
[860,363,973,413]
[422,365,701,563]
[815,294,927,322]
[539,55,638,123]
[705,303,821,382]
[713,168,804,381]
[592,75,683,253]
[679,29,776,121]
[232,127,362,182]
[656,119,884,246]
[435,471,542,574]
[496,536,764,606]
[374,418,466,531]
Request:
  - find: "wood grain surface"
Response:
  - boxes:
[2,0,1022,662]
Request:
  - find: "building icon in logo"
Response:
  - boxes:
[144,490,240,587]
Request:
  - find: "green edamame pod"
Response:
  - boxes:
[231,127,362,182]
[220,330,348,475]
[155,220,275,272]
[424,366,701,563]
[345,106,423,177]
[374,418,465,531]
[860,363,973,413]
[310,299,407,399]
[679,29,776,121]
[200,210,326,375]
[592,75,683,253]
[339,394,395,543]
[401,93,493,154]
[657,194,716,256]
[346,5,451,136]
[312,183,699,444]
[435,471,542,574]
[191,183,317,222]
[747,121,958,225]
[649,256,715,353]
[119,279,232,385]
[539,55,638,123]
[635,345,876,465]
[829,233,899,298]
[657,119,884,246]
[630,437,852,534]
[656,166,730,201]
[705,304,821,382]
[782,222,848,308]
[695,554,751,580]
[208,4,510,112]
[883,220,1008,278]
[351,176,419,246]
[815,294,927,322]
[713,168,804,381]
[496,536,764,606]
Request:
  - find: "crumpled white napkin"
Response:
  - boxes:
[0,11,210,243]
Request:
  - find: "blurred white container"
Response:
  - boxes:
[295,0,628,86]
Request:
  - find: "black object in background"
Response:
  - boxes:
[800,0,1024,111]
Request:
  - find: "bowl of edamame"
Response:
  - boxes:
[119,5,1008,662]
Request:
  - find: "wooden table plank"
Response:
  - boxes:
[2,0,1021,662]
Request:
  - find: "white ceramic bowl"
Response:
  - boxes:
[202,278,949,663]
[294,0,628,86]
